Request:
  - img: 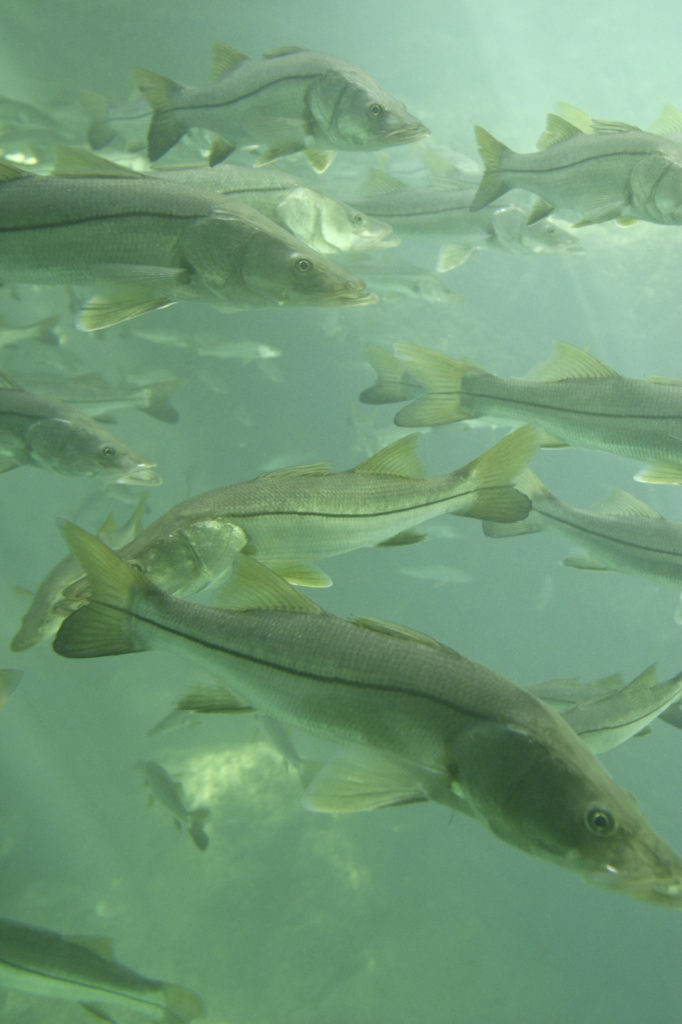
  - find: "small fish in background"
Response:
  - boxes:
[133,41,429,169]
[52,526,682,907]
[0,92,83,164]
[346,255,460,302]
[126,323,283,363]
[4,369,182,423]
[80,89,153,152]
[0,148,375,331]
[0,313,62,350]
[10,495,147,652]
[138,760,210,852]
[471,112,682,226]
[63,424,537,605]
[483,469,682,621]
[155,162,395,255]
[0,669,22,709]
[399,563,472,585]
[0,915,204,1022]
[0,372,160,483]
[361,341,682,483]
[351,168,581,270]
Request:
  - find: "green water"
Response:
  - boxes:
[1,2,681,1022]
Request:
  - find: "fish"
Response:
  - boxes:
[10,496,147,652]
[471,115,682,226]
[127,325,282,363]
[0,314,61,350]
[353,169,580,269]
[155,162,394,254]
[64,424,537,600]
[360,341,682,483]
[0,915,204,1022]
[6,370,182,423]
[133,42,428,169]
[0,669,22,709]
[0,372,159,482]
[347,256,460,302]
[483,469,682,617]
[138,760,210,851]
[53,524,682,907]
[530,667,682,753]
[0,148,375,331]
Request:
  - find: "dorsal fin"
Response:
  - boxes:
[554,102,593,132]
[528,342,620,382]
[592,488,663,519]
[259,461,331,479]
[0,158,31,183]
[361,168,410,196]
[536,113,584,149]
[214,553,323,614]
[210,41,249,80]
[53,146,143,178]
[352,433,426,478]
[621,664,658,693]
[351,616,447,650]
[648,103,682,136]
[263,46,305,58]
[591,118,642,133]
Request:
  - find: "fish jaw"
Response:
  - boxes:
[116,461,161,485]
[584,833,682,908]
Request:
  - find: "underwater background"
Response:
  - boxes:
[1,1,681,1021]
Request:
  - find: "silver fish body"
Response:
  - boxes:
[139,760,210,851]
[53,525,682,907]
[134,44,428,164]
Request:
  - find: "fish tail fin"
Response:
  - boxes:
[141,380,181,423]
[160,982,205,1024]
[53,523,150,658]
[454,425,540,523]
[132,67,185,160]
[359,346,418,405]
[482,465,549,536]
[188,807,210,851]
[470,126,511,211]
[391,343,485,427]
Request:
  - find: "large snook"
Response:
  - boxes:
[360,341,682,483]
[53,524,682,908]
[134,42,428,168]
[471,115,682,225]
[0,150,374,330]
[0,916,204,1022]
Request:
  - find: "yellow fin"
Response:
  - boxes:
[437,243,476,272]
[647,375,682,387]
[527,197,555,224]
[304,149,336,173]
[536,113,584,149]
[213,553,323,614]
[208,137,236,166]
[470,126,509,210]
[361,168,409,196]
[176,685,254,714]
[0,158,32,182]
[528,341,619,382]
[562,554,611,571]
[392,343,484,427]
[255,142,303,166]
[591,118,642,133]
[593,488,663,519]
[360,346,417,405]
[77,289,178,332]
[52,146,143,178]
[648,103,682,136]
[302,753,431,813]
[351,616,445,650]
[131,67,178,110]
[554,102,593,133]
[352,432,426,478]
[259,559,332,588]
[210,41,249,79]
[376,529,427,547]
[259,461,331,479]
[634,461,682,485]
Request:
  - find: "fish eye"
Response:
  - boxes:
[294,257,314,274]
[585,807,615,835]
[100,445,117,459]
[351,212,366,226]
[367,102,383,118]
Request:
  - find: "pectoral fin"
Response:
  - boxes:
[302,754,432,812]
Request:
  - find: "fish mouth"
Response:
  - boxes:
[385,122,430,144]
[331,289,379,307]
[117,462,162,485]
[589,864,682,908]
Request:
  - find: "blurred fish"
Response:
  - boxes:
[484,470,682,618]
[11,496,147,652]
[0,314,61,350]
[53,527,682,907]
[399,563,472,585]
[65,425,536,602]
[8,370,181,423]
[138,760,210,852]
[471,115,682,226]
[0,915,204,1022]
[361,341,682,483]
[0,669,22,708]
[0,93,81,162]
[81,90,152,151]
[351,256,460,302]
[353,169,580,269]
[128,324,281,363]
[0,148,375,331]
[134,42,428,169]
[156,162,394,254]
[0,373,159,483]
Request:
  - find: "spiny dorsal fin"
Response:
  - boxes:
[263,46,305,58]
[259,461,331,479]
[648,104,682,136]
[591,118,642,134]
[536,113,584,149]
[176,685,254,714]
[53,146,144,178]
[0,158,32,182]
[593,488,663,519]
[214,553,323,614]
[361,168,410,196]
[622,664,658,693]
[210,41,249,80]
[351,615,446,650]
[528,341,620,382]
[352,433,426,478]
[554,102,593,133]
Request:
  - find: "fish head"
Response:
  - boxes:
[125,520,248,597]
[276,187,394,254]
[25,417,160,484]
[524,217,583,254]
[455,721,682,907]
[305,71,429,151]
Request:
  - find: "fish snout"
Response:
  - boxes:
[117,461,161,485]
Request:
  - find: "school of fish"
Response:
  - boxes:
[1,36,682,1024]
